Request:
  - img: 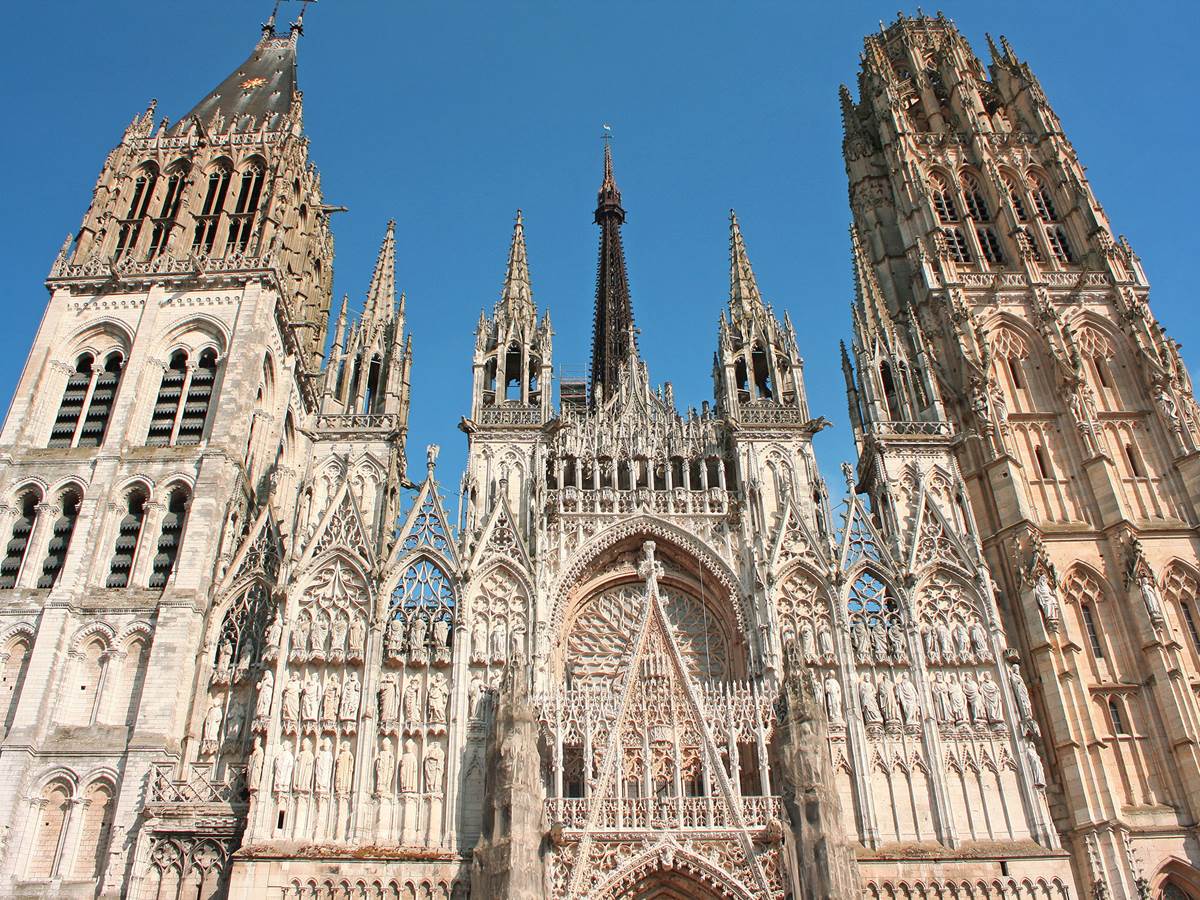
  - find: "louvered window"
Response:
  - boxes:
[149,489,188,589]
[148,165,188,258]
[977,227,1004,264]
[228,164,265,253]
[1032,181,1059,221]
[49,352,124,448]
[192,167,231,254]
[177,350,217,444]
[0,493,38,589]
[114,168,158,259]
[943,227,971,263]
[38,491,80,589]
[107,491,146,588]
[146,351,187,445]
[49,355,94,447]
[1047,226,1074,264]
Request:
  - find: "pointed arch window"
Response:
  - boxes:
[115,165,158,259]
[1034,444,1054,480]
[107,489,147,588]
[38,488,80,589]
[1029,174,1060,222]
[50,351,125,448]
[1003,174,1029,222]
[1080,602,1105,658]
[942,227,971,263]
[70,636,108,725]
[930,176,959,224]
[1,633,32,731]
[147,162,189,258]
[751,343,773,399]
[504,344,523,402]
[146,349,220,446]
[1107,697,1128,735]
[961,173,991,221]
[192,164,232,255]
[72,780,115,880]
[389,557,456,650]
[0,491,40,589]
[227,160,265,254]
[149,486,189,589]
[28,779,72,879]
[1047,226,1074,264]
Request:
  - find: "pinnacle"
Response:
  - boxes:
[729,210,764,314]
[363,220,397,326]
[498,209,534,319]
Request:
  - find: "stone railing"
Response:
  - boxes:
[737,406,806,427]
[315,413,401,433]
[148,763,246,805]
[549,486,729,517]
[49,250,280,283]
[866,420,953,437]
[546,795,781,831]
[478,405,542,427]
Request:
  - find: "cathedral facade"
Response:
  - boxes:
[0,9,1195,900]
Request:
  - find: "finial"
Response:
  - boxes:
[291,0,316,35]
[264,0,281,35]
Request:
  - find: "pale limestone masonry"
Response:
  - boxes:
[0,8,1192,900]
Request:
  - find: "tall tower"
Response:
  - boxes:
[842,12,1200,896]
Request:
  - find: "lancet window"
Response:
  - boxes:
[107,488,147,588]
[1163,565,1200,665]
[27,779,71,878]
[72,780,115,879]
[193,162,232,255]
[149,486,189,589]
[846,569,904,666]
[1002,173,1030,221]
[0,490,40,589]
[227,159,265,254]
[49,350,124,448]
[388,557,455,666]
[115,164,158,258]
[38,487,80,589]
[1,632,32,731]
[147,162,189,257]
[146,348,219,446]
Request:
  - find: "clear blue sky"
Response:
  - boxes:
[2,1,1196,500]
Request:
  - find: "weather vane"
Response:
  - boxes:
[601,123,613,146]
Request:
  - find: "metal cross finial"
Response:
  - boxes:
[601,122,613,146]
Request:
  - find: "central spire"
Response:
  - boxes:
[590,142,636,405]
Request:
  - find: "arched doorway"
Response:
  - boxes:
[624,868,727,899]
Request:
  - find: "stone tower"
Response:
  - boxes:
[841,11,1200,897]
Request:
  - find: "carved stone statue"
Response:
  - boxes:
[283,672,301,730]
[264,612,283,655]
[858,674,882,724]
[886,621,907,663]
[953,622,971,662]
[979,672,1002,724]
[799,622,817,663]
[291,616,311,661]
[386,617,405,660]
[301,674,320,726]
[923,626,939,663]
[214,637,234,682]
[335,742,354,795]
[330,614,348,660]
[400,739,419,793]
[272,742,294,795]
[1034,572,1061,628]
[936,622,955,663]
[817,625,834,661]
[375,739,395,795]
[490,621,508,663]
[1138,573,1165,624]
[424,740,445,793]
[403,678,422,725]
[962,673,982,724]
[869,621,889,663]
[878,676,899,725]
[471,618,488,664]
[427,675,448,725]
[348,615,366,660]
[202,699,223,751]
[409,615,429,664]
[247,737,265,791]
[294,737,315,794]
[378,673,399,724]
[947,674,967,725]
[849,619,868,664]
[310,612,329,660]
[969,620,991,661]
[897,673,920,726]
[1009,663,1036,728]
[1026,739,1046,787]
[254,670,274,720]
[932,672,952,723]
[315,738,334,797]
[321,674,340,724]
[339,671,361,723]
[823,673,843,724]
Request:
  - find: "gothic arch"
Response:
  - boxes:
[9,479,46,501]
[379,547,459,608]
[116,620,153,643]
[47,476,88,501]
[157,315,230,358]
[591,842,755,900]
[64,319,135,359]
[551,514,743,634]
[69,621,116,653]
[466,560,534,619]
[0,622,36,645]
[1152,857,1200,899]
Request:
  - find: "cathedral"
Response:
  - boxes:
[0,7,1197,899]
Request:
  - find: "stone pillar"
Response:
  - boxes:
[770,648,860,900]
[469,664,546,900]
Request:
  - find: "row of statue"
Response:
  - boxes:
[848,616,909,666]
[246,735,446,798]
[852,672,921,727]
[929,670,1005,727]
[212,633,261,686]
[289,609,368,665]
[275,670,362,735]
[376,672,449,733]
[469,617,525,666]
[385,613,452,667]
[920,618,993,666]
[780,620,836,666]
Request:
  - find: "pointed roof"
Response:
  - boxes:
[496,210,535,324]
[590,143,637,405]
[729,210,764,313]
[850,224,895,342]
[173,24,299,134]
[363,220,397,325]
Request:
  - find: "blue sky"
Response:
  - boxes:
[1,1,1195,501]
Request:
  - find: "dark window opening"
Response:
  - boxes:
[1124,444,1145,478]
[1108,698,1127,735]
[504,345,522,402]
[147,351,188,446]
[944,227,971,263]
[176,349,218,445]
[751,344,773,399]
[1048,227,1074,264]
[149,488,188,589]
[78,352,123,448]
[363,355,382,414]
[192,167,231,254]
[1006,356,1024,391]
[1034,445,1053,480]
[107,491,147,589]
[1180,603,1200,654]
[38,491,80,589]
[880,362,902,421]
[977,227,1004,264]
[1081,603,1104,658]
[49,354,95,448]
[734,358,749,403]
[0,493,39,589]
